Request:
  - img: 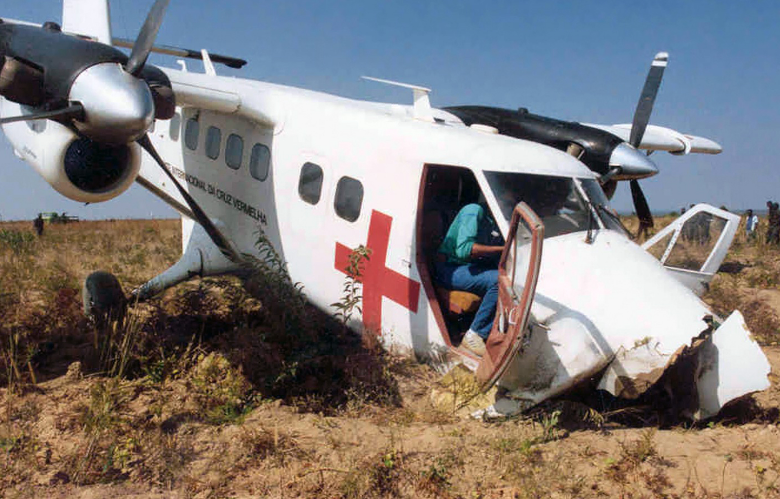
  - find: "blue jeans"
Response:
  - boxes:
[435,262,499,340]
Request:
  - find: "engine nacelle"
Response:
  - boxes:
[1,98,141,203]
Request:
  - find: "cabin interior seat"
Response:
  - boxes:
[422,209,482,316]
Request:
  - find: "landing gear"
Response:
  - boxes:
[82,271,127,326]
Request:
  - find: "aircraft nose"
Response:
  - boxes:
[498,230,712,404]
[609,142,659,179]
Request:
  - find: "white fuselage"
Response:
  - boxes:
[141,67,593,355]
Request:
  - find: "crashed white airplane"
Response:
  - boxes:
[0,0,769,420]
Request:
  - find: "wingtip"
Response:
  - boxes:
[653,52,669,66]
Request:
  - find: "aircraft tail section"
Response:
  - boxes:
[62,0,112,44]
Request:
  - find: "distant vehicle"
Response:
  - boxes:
[39,212,79,224]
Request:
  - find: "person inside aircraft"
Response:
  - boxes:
[435,201,504,356]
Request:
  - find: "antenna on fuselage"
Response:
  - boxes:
[362,76,433,123]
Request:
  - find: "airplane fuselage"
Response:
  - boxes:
[139,67,595,357]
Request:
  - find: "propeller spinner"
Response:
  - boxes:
[68,62,155,144]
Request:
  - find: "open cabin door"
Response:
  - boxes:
[641,204,740,296]
[476,202,544,390]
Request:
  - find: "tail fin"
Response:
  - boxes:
[62,0,112,44]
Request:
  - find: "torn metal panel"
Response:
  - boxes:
[597,343,670,399]
[471,228,771,421]
[692,310,771,420]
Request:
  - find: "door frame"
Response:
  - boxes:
[476,202,544,390]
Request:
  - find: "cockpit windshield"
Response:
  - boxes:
[484,171,629,238]
[579,178,631,236]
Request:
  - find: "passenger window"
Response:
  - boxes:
[249,143,270,181]
[205,126,221,160]
[184,117,199,150]
[334,176,364,222]
[298,162,323,205]
[225,133,243,170]
[169,113,181,141]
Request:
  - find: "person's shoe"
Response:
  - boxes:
[461,330,486,356]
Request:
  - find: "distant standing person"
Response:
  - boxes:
[33,213,44,236]
[745,209,759,241]
[767,201,780,245]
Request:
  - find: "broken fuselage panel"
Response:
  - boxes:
[475,212,769,420]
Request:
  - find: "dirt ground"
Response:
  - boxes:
[1,349,778,498]
[1,219,780,498]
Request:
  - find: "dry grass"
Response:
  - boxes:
[0,217,778,498]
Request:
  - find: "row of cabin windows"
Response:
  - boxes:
[164,117,361,222]
[179,117,270,182]
[298,163,364,223]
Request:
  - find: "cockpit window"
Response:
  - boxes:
[579,179,631,236]
[485,172,622,239]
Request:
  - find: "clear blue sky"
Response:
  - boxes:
[1,0,778,220]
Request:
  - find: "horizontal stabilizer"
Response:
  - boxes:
[584,123,722,155]
[0,18,246,69]
[113,38,247,68]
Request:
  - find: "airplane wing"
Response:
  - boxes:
[583,123,722,155]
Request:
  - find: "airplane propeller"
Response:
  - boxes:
[0,0,240,263]
[125,0,170,76]
[625,52,668,235]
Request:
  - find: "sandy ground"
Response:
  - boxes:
[1,345,778,498]
[1,220,779,498]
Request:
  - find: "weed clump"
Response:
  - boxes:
[229,230,400,414]
[190,352,251,425]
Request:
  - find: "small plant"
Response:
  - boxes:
[80,378,129,436]
[242,228,309,340]
[0,229,34,255]
[418,457,452,492]
[190,352,252,425]
[605,428,659,484]
[539,409,561,443]
[71,378,132,484]
[239,226,399,413]
[331,245,371,325]
[0,331,36,393]
[369,448,403,496]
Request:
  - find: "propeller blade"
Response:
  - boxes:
[630,179,654,231]
[137,134,241,263]
[125,0,171,76]
[602,179,618,200]
[0,103,83,125]
[629,52,668,149]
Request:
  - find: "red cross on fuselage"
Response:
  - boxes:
[335,210,421,333]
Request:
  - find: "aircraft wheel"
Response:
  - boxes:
[83,271,127,325]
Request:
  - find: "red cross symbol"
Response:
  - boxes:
[335,210,421,333]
